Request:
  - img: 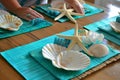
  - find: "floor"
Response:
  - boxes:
[95,0,120,17]
[95,0,120,8]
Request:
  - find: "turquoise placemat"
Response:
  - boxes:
[0,18,52,39]
[30,46,120,80]
[33,4,104,22]
[0,29,120,80]
[84,16,120,45]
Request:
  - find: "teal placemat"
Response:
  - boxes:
[84,16,120,45]
[0,18,52,39]
[0,29,120,80]
[33,4,104,22]
[30,46,119,80]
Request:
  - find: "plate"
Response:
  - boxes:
[110,21,120,33]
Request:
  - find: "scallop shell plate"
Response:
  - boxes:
[0,14,23,31]
[42,43,90,71]
[57,50,90,71]
[110,21,120,33]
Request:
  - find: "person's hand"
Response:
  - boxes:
[11,7,44,21]
[64,0,85,14]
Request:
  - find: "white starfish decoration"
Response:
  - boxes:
[49,3,84,23]
[56,23,93,56]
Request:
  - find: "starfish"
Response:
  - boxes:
[56,23,93,56]
[49,3,84,23]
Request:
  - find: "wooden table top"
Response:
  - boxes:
[0,2,120,80]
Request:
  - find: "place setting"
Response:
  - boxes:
[84,12,120,45]
[29,22,119,80]
[0,9,52,39]
[32,0,104,22]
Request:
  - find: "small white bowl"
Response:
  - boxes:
[0,14,23,31]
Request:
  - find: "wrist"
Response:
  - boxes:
[9,6,22,13]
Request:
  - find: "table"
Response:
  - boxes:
[0,2,120,80]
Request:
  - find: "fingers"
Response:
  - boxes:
[65,0,85,14]
[32,9,44,19]
[11,7,44,21]
[73,2,85,14]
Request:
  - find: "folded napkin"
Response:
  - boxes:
[33,4,104,22]
[116,16,120,23]
[0,18,52,39]
[29,45,119,80]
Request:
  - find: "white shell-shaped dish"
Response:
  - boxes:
[110,21,120,33]
[81,31,104,45]
[0,14,23,31]
[88,44,109,57]
[42,43,66,61]
[57,50,90,71]
[0,10,10,16]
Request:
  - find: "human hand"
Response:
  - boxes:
[64,0,85,14]
[11,7,44,21]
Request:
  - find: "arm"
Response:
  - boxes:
[0,0,44,21]
[0,0,21,11]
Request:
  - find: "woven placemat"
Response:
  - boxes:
[74,54,120,79]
